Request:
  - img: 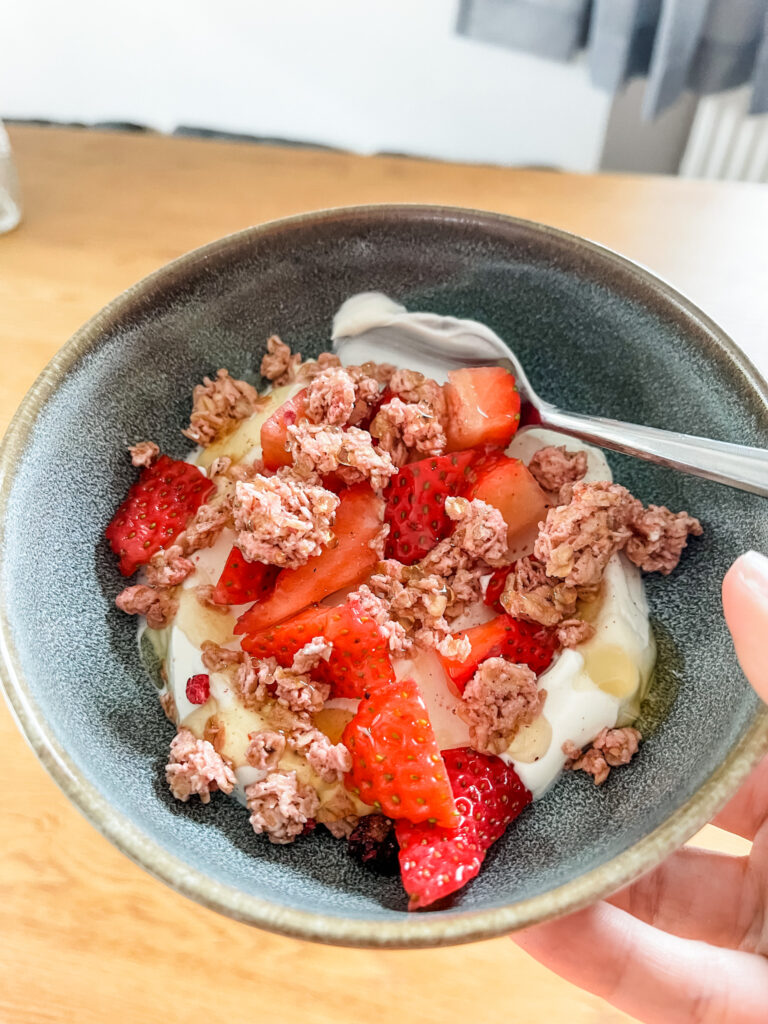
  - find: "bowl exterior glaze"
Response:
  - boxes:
[1,205,767,948]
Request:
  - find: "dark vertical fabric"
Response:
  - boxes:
[456,0,768,117]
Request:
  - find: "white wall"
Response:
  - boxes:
[1,0,612,171]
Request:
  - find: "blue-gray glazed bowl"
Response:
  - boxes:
[1,205,767,948]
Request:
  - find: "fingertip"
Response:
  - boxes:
[722,551,768,702]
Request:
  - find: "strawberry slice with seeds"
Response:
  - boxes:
[438,614,558,692]
[383,450,478,565]
[396,747,532,909]
[105,454,214,576]
[241,598,394,699]
[342,679,458,828]
[212,547,280,605]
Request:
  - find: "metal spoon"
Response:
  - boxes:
[332,293,768,498]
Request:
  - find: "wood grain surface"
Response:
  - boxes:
[1,125,765,1024]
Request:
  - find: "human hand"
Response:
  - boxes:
[512,551,768,1024]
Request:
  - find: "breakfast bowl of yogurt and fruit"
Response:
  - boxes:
[1,206,767,946]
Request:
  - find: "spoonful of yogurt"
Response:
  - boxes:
[332,292,768,498]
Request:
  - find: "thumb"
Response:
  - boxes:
[722,551,768,702]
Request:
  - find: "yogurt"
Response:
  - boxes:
[144,305,655,809]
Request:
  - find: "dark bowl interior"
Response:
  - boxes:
[2,206,767,946]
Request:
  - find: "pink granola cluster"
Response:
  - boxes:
[527,445,588,504]
[183,368,263,446]
[502,476,702,633]
[233,470,339,568]
[287,422,396,491]
[246,772,319,844]
[370,396,446,467]
[563,727,642,785]
[165,728,236,803]
[305,366,381,427]
[462,657,545,755]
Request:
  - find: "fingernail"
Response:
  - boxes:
[735,551,768,596]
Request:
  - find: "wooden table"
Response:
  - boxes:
[1,125,766,1024]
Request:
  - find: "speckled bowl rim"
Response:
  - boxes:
[1,204,767,948]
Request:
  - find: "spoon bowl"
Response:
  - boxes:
[333,291,768,497]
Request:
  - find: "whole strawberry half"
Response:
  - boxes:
[212,546,280,605]
[105,454,214,576]
[241,598,394,699]
[439,614,558,692]
[383,450,477,565]
[396,747,532,909]
[343,679,458,828]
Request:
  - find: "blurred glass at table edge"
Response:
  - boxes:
[0,121,22,234]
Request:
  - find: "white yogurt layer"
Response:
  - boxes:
[145,312,655,807]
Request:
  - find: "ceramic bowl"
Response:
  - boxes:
[1,205,767,948]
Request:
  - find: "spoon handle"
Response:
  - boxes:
[540,406,768,498]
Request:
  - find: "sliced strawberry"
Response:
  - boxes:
[463,452,548,555]
[396,747,532,909]
[444,368,521,451]
[105,454,214,576]
[186,674,210,704]
[212,547,280,605]
[235,484,383,634]
[260,387,308,470]
[241,598,394,698]
[438,614,558,692]
[484,565,514,614]
[343,679,458,828]
[383,450,477,565]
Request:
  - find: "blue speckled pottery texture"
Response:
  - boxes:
[1,206,767,948]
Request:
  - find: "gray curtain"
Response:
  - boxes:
[456,0,768,116]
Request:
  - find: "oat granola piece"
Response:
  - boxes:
[305,365,382,428]
[287,422,396,491]
[528,445,588,499]
[370,396,446,467]
[500,555,579,628]
[165,727,236,803]
[245,771,320,844]
[143,551,195,588]
[208,456,232,478]
[305,366,357,426]
[260,335,302,385]
[444,496,509,567]
[389,368,446,419]
[324,816,360,839]
[182,368,262,446]
[159,691,177,723]
[462,657,545,755]
[556,618,596,648]
[245,730,286,770]
[295,351,343,383]
[128,440,160,468]
[115,584,178,629]
[563,726,641,785]
[534,481,641,591]
[272,668,330,715]
[626,504,703,575]
[233,470,339,568]
[289,726,352,783]
[201,640,243,672]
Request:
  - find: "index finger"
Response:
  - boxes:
[722,551,768,702]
